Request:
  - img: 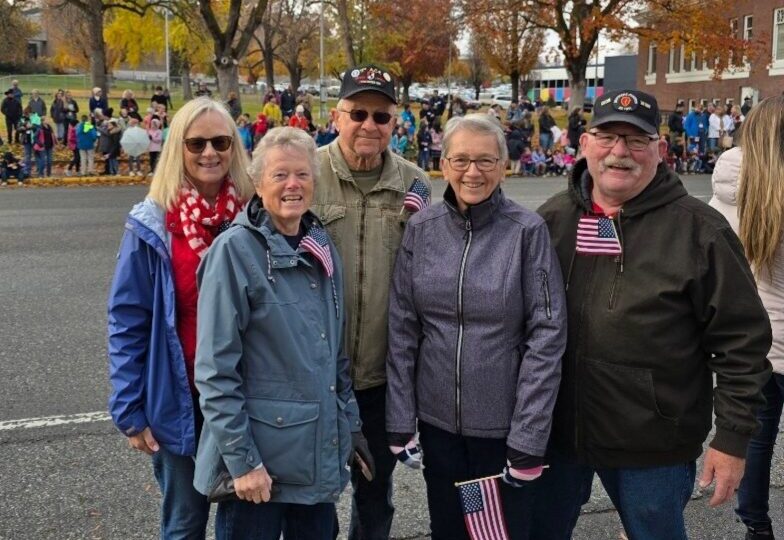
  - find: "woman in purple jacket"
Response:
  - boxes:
[386,113,567,540]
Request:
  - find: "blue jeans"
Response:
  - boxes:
[531,457,696,540]
[736,372,784,531]
[151,446,210,540]
[23,144,32,173]
[707,138,719,152]
[418,148,431,171]
[539,133,553,151]
[35,148,52,177]
[217,500,334,540]
[348,384,397,540]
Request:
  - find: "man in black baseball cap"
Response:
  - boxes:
[532,88,771,537]
[312,62,430,540]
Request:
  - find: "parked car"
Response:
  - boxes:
[492,95,513,110]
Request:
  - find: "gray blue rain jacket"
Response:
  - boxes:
[193,197,360,505]
[386,186,566,457]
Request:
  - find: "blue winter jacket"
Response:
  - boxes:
[193,197,360,504]
[76,122,98,151]
[107,199,197,456]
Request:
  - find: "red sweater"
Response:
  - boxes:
[166,209,216,392]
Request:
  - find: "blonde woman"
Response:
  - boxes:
[709,96,784,540]
[108,96,255,539]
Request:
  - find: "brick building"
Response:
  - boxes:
[637,0,784,111]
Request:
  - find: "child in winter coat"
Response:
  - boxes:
[416,121,432,171]
[147,118,163,176]
[252,112,268,147]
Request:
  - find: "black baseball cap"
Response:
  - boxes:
[589,90,661,135]
[339,64,397,104]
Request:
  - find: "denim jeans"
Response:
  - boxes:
[151,446,210,540]
[23,144,32,174]
[35,149,52,177]
[217,500,334,540]
[418,148,431,171]
[539,133,553,151]
[348,384,397,540]
[419,422,534,540]
[707,138,719,152]
[530,456,696,540]
[736,372,784,532]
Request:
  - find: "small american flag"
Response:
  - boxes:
[576,214,622,255]
[457,476,510,540]
[299,225,334,277]
[403,178,431,212]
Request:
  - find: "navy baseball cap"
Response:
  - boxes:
[590,90,661,135]
[339,64,397,104]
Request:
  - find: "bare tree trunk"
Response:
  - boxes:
[181,59,193,100]
[264,43,275,91]
[510,70,519,103]
[87,5,108,95]
[566,57,589,110]
[215,63,240,101]
[336,0,356,66]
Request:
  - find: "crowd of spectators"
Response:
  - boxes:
[4,78,747,184]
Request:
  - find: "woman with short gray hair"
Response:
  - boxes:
[194,126,371,540]
[386,113,567,539]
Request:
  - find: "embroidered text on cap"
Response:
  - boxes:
[613,93,639,112]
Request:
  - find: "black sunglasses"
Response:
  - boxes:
[337,108,393,125]
[183,136,233,153]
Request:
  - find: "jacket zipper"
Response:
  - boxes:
[608,260,621,310]
[455,217,473,433]
[540,270,552,319]
[351,197,368,378]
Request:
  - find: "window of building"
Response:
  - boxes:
[744,15,753,40]
[775,8,784,62]
[647,43,657,74]
[669,47,681,73]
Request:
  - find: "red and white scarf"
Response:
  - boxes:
[176,178,240,258]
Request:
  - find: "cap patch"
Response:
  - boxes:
[613,93,639,112]
[351,66,391,88]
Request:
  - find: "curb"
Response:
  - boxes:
[2,176,151,188]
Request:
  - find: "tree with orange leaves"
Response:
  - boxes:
[372,0,456,103]
[464,0,545,104]
[460,0,764,109]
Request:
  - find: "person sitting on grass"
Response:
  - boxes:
[531,146,547,176]
[521,147,535,176]
[1,151,27,186]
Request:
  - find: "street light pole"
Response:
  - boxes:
[164,8,171,91]
[319,0,326,121]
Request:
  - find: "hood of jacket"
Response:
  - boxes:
[567,157,688,218]
[708,147,741,234]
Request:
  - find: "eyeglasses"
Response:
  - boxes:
[337,108,393,125]
[587,131,658,151]
[444,156,500,172]
[183,136,233,153]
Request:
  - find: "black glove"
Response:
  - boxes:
[388,432,422,470]
[351,431,376,481]
[502,447,544,488]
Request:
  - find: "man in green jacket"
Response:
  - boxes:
[311,64,430,539]
[533,90,772,540]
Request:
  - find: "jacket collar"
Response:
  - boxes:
[326,139,407,194]
[443,184,504,230]
[234,195,322,264]
[567,158,688,217]
[127,198,170,255]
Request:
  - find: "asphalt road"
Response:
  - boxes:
[1,176,781,540]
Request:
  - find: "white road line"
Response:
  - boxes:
[0,411,111,431]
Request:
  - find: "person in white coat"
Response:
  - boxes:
[709,96,784,540]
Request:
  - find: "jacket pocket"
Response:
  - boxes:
[582,358,678,452]
[314,204,347,249]
[246,397,320,485]
[381,209,409,252]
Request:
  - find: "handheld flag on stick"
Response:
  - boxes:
[403,178,431,213]
[299,225,334,277]
[456,474,510,540]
